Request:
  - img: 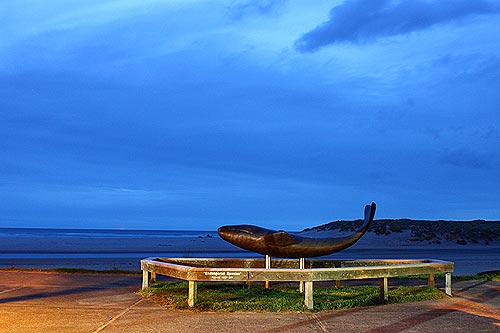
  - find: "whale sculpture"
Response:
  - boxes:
[218,202,376,258]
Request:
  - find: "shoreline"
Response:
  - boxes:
[1,231,499,276]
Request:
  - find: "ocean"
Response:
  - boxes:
[0,228,219,239]
[0,228,498,275]
[0,227,249,271]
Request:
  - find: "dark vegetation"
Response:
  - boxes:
[303,219,500,245]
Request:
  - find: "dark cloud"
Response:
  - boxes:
[228,0,287,19]
[295,0,500,52]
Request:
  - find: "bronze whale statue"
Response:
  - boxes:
[218,202,376,258]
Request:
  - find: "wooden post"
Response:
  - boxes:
[380,277,388,301]
[428,274,435,289]
[265,255,271,289]
[142,270,149,289]
[335,261,341,288]
[188,281,198,307]
[304,281,313,310]
[299,258,305,293]
[445,273,452,296]
[150,272,157,284]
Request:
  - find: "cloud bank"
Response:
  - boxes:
[1,1,500,229]
[295,0,500,52]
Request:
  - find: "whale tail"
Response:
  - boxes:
[217,202,377,258]
[341,201,376,241]
[360,202,376,234]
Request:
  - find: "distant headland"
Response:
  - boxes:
[301,219,500,247]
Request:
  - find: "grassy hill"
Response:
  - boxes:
[302,219,500,246]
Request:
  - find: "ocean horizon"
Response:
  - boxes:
[0,227,498,275]
[0,227,219,239]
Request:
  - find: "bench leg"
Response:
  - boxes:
[299,258,305,293]
[445,273,452,296]
[188,281,198,307]
[142,270,150,289]
[380,277,388,301]
[428,274,435,289]
[265,255,271,289]
[304,281,313,310]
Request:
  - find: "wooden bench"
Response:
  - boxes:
[141,257,454,310]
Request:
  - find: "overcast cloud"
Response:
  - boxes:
[1,0,499,230]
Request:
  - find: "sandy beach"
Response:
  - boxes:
[0,228,499,275]
[0,230,240,272]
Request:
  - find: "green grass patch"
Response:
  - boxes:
[394,271,500,281]
[453,271,500,281]
[139,282,446,312]
[478,271,500,280]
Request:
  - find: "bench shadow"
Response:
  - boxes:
[262,280,500,333]
[0,275,140,304]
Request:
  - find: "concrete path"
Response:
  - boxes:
[0,271,499,332]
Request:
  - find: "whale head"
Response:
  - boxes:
[218,225,272,244]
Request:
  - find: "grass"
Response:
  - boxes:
[400,270,500,281]
[396,271,500,281]
[139,282,446,312]
[453,270,500,281]
[3,266,497,312]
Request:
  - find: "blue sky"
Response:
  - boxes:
[1,0,499,230]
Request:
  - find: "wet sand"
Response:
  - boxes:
[0,234,498,275]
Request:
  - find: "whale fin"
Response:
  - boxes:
[262,231,297,246]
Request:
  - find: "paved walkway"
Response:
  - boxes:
[0,271,499,332]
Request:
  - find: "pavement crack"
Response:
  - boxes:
[311,313,329,332]
[0,286,25,295]
[91,298,144,333]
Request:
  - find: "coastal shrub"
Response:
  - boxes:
[388,223,403,233]
[305,219,500,245]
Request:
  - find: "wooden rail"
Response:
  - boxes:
[141,258,454,310]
